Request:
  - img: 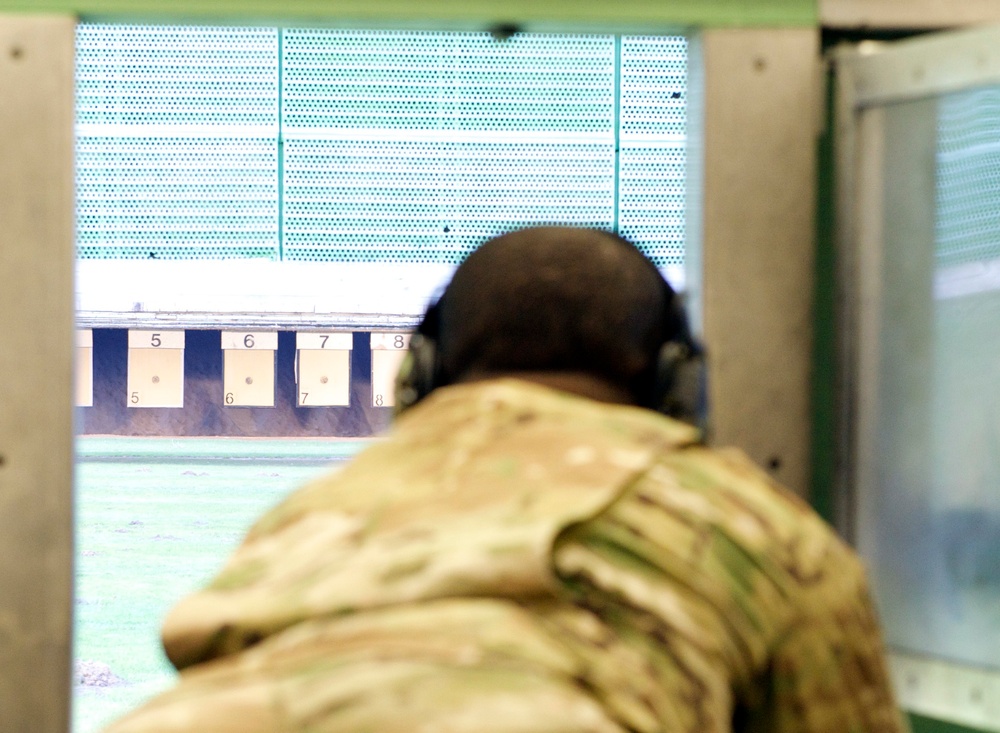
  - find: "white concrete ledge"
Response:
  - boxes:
[890,650,1000,731]
[76,259,455,328]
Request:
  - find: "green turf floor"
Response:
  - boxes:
[73,437,370,733]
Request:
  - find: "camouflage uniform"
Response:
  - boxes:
[106,379,908,733]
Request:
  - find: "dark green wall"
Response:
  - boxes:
[911,713,991,733]
[811,56,837,525]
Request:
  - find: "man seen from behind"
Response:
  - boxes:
[106,226,908,733]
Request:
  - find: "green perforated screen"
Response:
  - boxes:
[76,26,687,266]
[618,35,687,266]
[937,86,1000,268]
[76,25,280,260]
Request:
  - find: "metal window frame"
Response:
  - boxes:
[832,22,1000,539]
[832,25,1000,730]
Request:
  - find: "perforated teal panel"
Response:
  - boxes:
[282,140,615,262]
[936,86,1000,268]
[285,140,614,263]
[75,26,688,267]
[75,25,280,259]
[618,36,688,267]
[281,30,617,264]
[281,30,615,134]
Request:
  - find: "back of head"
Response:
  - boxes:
[427,226,684,404]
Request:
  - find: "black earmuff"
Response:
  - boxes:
[393,302,443,414]
[646,296,709,434]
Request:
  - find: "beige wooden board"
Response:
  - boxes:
[296,332,352,350]
[371,348,408,408]
[370,332,412,350]
[297,349,350,406]
[700,28,819,497]
[822,0,1000,29]
[222,330,278,350]
[224,349,275,407]
[0,14,75,733]
[76,328,93,407]
[128,328,185,349]
[76,345,94,407]
[127,347,184,408]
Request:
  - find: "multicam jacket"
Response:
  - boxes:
[106,379,907,733]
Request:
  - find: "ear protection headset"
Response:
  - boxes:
[393,305,444,416]
[647,291,709,433]
[394,272,709,435]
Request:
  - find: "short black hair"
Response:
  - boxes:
[430,226,681,400]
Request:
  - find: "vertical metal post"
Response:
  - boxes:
[0,14,76,732]
[699,28,821,497]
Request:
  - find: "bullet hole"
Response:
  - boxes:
[245,376,253,385]
[767,456,782,471]
[151,375,160,384]
[489,23,521,42]
[670,91,682,99]
[10,46,23,60]
[443,226,450,233]
[320,376,329,384]
[753,56,767,72]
